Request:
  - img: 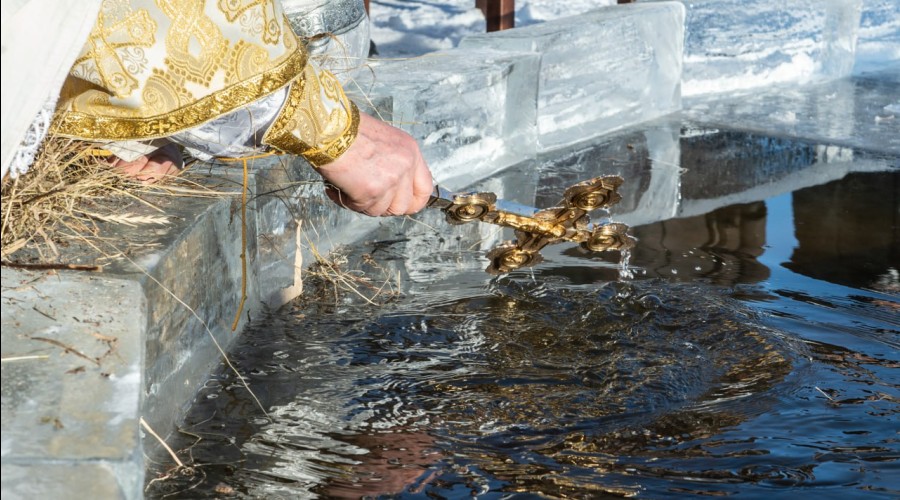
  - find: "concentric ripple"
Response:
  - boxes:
[147,279,823,499]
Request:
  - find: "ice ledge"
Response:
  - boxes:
[641,0,865,96]
[357,49,541,186]
[460,2,686,152]
[0,157,375,500]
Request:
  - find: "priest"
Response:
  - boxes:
[6,0,432,217]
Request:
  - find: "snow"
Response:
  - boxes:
[368,0,615,58]
[370,0,891,97]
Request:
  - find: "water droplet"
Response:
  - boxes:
[638,294,662,311]
[618,248,634,280]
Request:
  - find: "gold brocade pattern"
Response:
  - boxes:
[158,0,230,87]
[72,4,157,97]
[52,47,308,140]
[52,0,359,164]
[262,65,359,167]
[217,0,282,45]
[53,0,298,138]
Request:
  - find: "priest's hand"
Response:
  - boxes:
[316,112,433,217]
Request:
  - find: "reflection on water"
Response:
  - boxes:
[627,202,770,284]
[788,171,899,293]
[147,162,898,498]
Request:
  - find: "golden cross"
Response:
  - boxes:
[429,176,636,274]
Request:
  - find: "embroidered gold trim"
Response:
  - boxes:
[260,74,308,154]
[51,47,308,141]
[305,104,359,166]
[262,74,359,168]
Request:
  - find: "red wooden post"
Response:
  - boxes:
[364,0,370,14]
[477,0,514,32]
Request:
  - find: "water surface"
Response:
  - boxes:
[147,132,898,499]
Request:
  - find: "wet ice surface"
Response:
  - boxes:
[672,0,862,95]
[460,2,684,152]
[361,50,540,187]
[682,69,900,155]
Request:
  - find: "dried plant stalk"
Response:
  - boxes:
[2,138,131,258]
[0,138,223,261]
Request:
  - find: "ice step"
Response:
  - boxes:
[357,49,540,187]
[460,3,685,153]
[641,0,864,96]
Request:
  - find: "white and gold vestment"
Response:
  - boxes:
[50,0,359,166]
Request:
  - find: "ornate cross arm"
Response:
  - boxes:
[427,176,636,274]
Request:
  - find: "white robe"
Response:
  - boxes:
[1,0,103,179]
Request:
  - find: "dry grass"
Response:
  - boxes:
[2,137,143,260]
[0,137,221,263]
[303,242,404,307]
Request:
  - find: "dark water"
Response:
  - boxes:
[147,150,899,498]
